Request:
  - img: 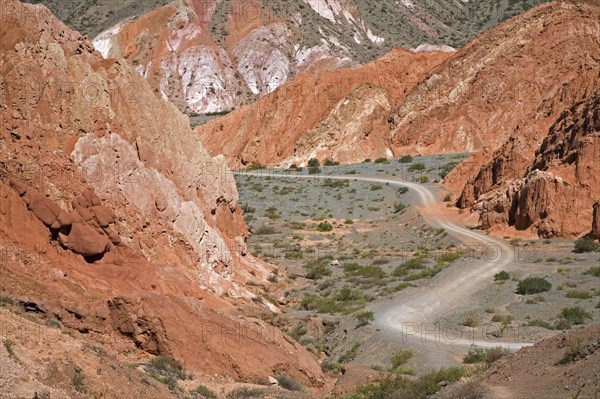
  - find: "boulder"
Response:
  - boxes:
[58,222,110,257]
[91,205,114,227]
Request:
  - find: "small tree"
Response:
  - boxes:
[308,158,320,167]
[494,271,510,281]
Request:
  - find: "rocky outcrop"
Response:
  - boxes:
[471,90,600,237]
[593,203,600,240]
[0,0,324,387]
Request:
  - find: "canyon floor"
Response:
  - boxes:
[234,155,600,395]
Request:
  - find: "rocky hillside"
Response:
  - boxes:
[436,325,600,399]
[33,0,546,115]
[195,47,452,167]
[0,0,324,393]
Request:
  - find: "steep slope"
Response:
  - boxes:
[0,0,324,389]
[78,0,546,114]
[194,48,452,167]
[27,0,547,48]
[435,325,600,399]
[467,90,600,238]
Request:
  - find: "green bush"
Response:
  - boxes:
[308,166,321,174]
[191,385,217,398]
[344,367,467,399]
[583,266,600,277]
[398,155,413,163]
[407,162,426,172]
[321,360,343,374]
[565,290,592,299]
[374,157,390,164]
[417,176,429,183]
[556,339,589,365]
[516,277,551,295]
[323,158,340,166]
[390,349,413,369]
[573,237,599,253]
[71,368,88,394]
[394,202,406,213]
[339,341,361,363]
[560,307,592,325]
[304,260,332,279]
[275,375,305,391]
[439,161,460,178]
[397,187,409,194]
[148,355,186,380]
[494,271,510,281]
[527,319,554,330]
[463,346,508,364]
[355,310,375,326]
[307,158,320,167]
[370,184,383,191]
[316,221,333,232]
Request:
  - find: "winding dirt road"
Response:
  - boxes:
[235,170,535,363]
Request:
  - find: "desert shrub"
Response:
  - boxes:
[565,290,592,299]
[344,367,467,399]
[3,339,15,359]
[393,258,426,277]
[394,202,406,213]
[374,157,390,164]
[494,271,510,281]
[397,187,409,194]
[516,277,551,295]
[583,266,600,277]
[303,260,332,279]
[417,176,429,183]
[323,178,349,188]
[573,237,599,253]
[339,341,361,363]
[321,360,343,374]
[438,250,463,263]
[462,311,479,327]
[556,339,589,365]
[308,166,321,174]
[491,314,512,324]
[191,385,217,398]
[355,310,375,326]
[370,184,383,191]
[407,162,426,172]
[147,355,186,381]
[390,349,413,369]
[264,206,280,220]
[463,346,508,365]
[316,221,333,232]
[560,307,592,325]
[71,368,88,393]
[527,318,554,330]
[241,203,255,213]
[254,225,278,235]
[398,155,413,163]
[323,158,340,166]
[275,375,305,391]
[226,387,265,398]
[439,161,460,178]
[443,194,452,202]
[307,158,320,167]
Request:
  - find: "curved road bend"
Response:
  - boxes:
[234,171,535,363]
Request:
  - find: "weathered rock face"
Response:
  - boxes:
[592,203,600,240]
[1,0,324,387]
[471,90,600,238]
[195,48,452,167]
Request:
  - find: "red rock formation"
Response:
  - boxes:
[0,0,324,387]
[592,203,600,239]
[472,90,600,237]
[195,48,452,167]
